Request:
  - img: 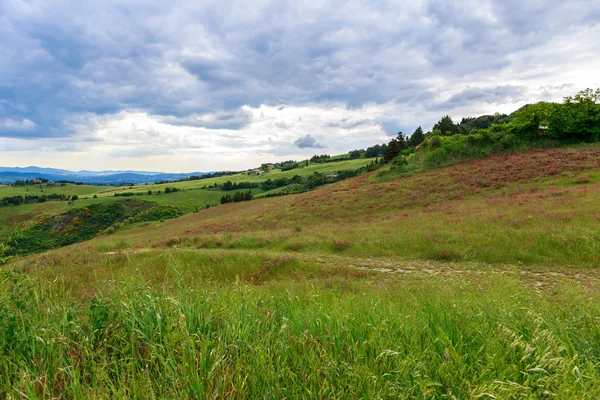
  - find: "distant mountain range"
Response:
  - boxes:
[0,166,209,185]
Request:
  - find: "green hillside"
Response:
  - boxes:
[1,145,600,398]
[0,158,375,237]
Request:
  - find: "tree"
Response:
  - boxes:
[71,195,79,201]
[384,132,408,162]
[511,102,556,139]
[408,126,425,147]
[365,144,386,158]
[548,88,600,142]
[433,115,458,136]
[349,150,363,159]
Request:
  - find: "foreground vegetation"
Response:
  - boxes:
[2,250,599,398]
[1,143,600,398]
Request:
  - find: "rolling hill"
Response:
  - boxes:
[0,166,209,184]
[1,146,600,398]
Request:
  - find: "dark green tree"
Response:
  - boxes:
[433,115,458,136]
[384,132,408,162]
[365,144,386,158]
[548,88,600,142]
[408,126,425,147]
[349,150,363,159]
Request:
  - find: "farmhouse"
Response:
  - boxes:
[251,169,265,175]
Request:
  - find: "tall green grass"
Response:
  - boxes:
[1,261,599,399]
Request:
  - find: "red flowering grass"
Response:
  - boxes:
[332,240,352,251]
[239,256,294,285]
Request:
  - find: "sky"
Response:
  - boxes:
[1,0,600,172]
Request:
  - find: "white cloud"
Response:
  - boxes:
[0,118,36,131]
[1,0,599,170]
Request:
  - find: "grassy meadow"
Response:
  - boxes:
[1,147,600,398]
[0,158,375,235]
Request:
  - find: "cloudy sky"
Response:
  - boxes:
[1,0,599,172]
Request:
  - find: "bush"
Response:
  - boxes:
[393,155,408,166]
[425,135,443,150]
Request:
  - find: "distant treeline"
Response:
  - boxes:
[309,154,349,163]
[220,190,253,204]
[216,163,378,201]
[13,178,50,186]
[114,192,145,197]
[11,179,140,187]
[155,171,239,185]
[54,180,86,185]
[1,193,72,207]
[114,187,181,197]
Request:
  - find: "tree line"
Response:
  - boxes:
[114,187,181,197]
[1,193,72,207]
[221,190,253,204]
[13,178,50,186]
[379,88,600,167]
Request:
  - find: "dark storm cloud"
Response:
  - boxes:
[294,134,325,149]
[1,0,599,141]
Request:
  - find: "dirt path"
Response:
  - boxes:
[103,247,600,291]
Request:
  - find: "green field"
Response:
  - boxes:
[1,149,600,398]
[0,158,374,235]
[102,157,375,195]
[0,182,118,198]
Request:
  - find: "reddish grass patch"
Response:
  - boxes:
[240,256,294,285]
[151,147,600,238]
[332,240,352,251]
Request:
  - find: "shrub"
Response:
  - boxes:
[393,155,408,166]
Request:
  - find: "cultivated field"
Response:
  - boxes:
[0,158,375,234]
[1,147,600,398]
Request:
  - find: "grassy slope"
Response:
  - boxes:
[0,158,374,233]
[2,148,600,398]
[97,157,374,194]
[114,146,600,267]
[0,183,111,197]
